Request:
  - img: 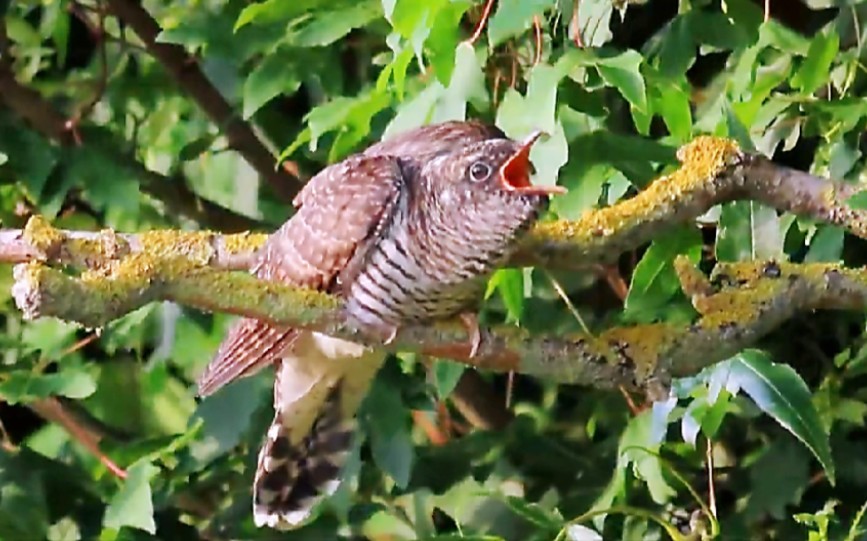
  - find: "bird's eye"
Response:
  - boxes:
[469,162,492,182]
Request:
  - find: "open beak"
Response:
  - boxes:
[499,130,568,196]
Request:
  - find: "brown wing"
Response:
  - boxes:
[197,155,406,397]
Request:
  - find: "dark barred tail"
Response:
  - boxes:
[253,387,355,529]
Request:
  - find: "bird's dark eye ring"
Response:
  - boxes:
[469,162,492,182]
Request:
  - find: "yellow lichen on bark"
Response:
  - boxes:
[526,137,744,252]
[138,230,218,265]
[603,324,678,381]
[65,230,131,269]
[674,136,742,183]
[23,215,65,258]
[222,231,268,255]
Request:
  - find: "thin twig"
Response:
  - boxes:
[705,437,717,518]
[467,0,496,45]
[533,15,543,65]
[570,0,584,47]
[412,410,448,445]
[29,397,127,479]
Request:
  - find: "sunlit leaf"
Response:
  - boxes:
[486,268,524,322]
[724,350,835,484]
[487,0,553,47]
[716,201,784,261]
[242,49,302,118]
[0,367,97,404]
[103,461,158,534]
[595,51,647,112]
[791,31,839,95]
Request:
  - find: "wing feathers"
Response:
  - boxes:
[197,320,297,397]
[198,155,406,397]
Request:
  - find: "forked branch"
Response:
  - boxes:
[3,136,867,393]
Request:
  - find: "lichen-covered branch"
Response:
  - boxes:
[4,134,867,392]
[515,138,867,267]
[0,217,266,270]
[4,138,866,273]
[7,217,867,393]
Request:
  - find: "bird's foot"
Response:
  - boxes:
[458,312,482,358]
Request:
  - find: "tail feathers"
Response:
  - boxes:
[253,386,355,529]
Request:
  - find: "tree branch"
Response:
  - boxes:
[105,0,303,201]
[4,135,867,394]
[5,216,867,395]
[515,138,867,267]
[5,137,862,273]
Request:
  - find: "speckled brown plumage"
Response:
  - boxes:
[196,120,564,530]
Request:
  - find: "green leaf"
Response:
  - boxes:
[619,410,676,504]
[0,151,7,166]
[426,2,472,84]
[760,20,810,56]
[804,226,844,263]
[282,90,391,162]
[431,360,466,399]
[595,51,647,112]
[0,453,49,540]
[571,0,613,47]
[0,119,59,200]
[680,390,731,445]
[501,496,563,529]
[487,0,553,47]
[746,438,810,520]
[624,227,701,320]
[363,371,414,488]
[190,375,269,463]
[242,49,302,118]
[103,461,158,534]
[847,191,867,210]
[20,318,78,357]
[384,83,444,138]
[651,76,693,141]
[828,139,862,180]
[0,368,97,404]
[791,31,839,94]
[726,350,835,484]
[425,533,505,541]
[486,268,524,322]
[432,42,487,122]
[656,16,694,78]
[287,1,382,47]
[716,201,784,261]
[235,0,319,30]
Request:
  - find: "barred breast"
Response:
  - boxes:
[341,191,543,335]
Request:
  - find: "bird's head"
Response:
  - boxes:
[423,130,566,210]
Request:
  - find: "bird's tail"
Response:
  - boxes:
[252,332,385,529]
[253,385,353,528]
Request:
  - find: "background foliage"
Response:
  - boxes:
[1,0,867,539]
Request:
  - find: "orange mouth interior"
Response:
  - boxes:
[499,132,567,195]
